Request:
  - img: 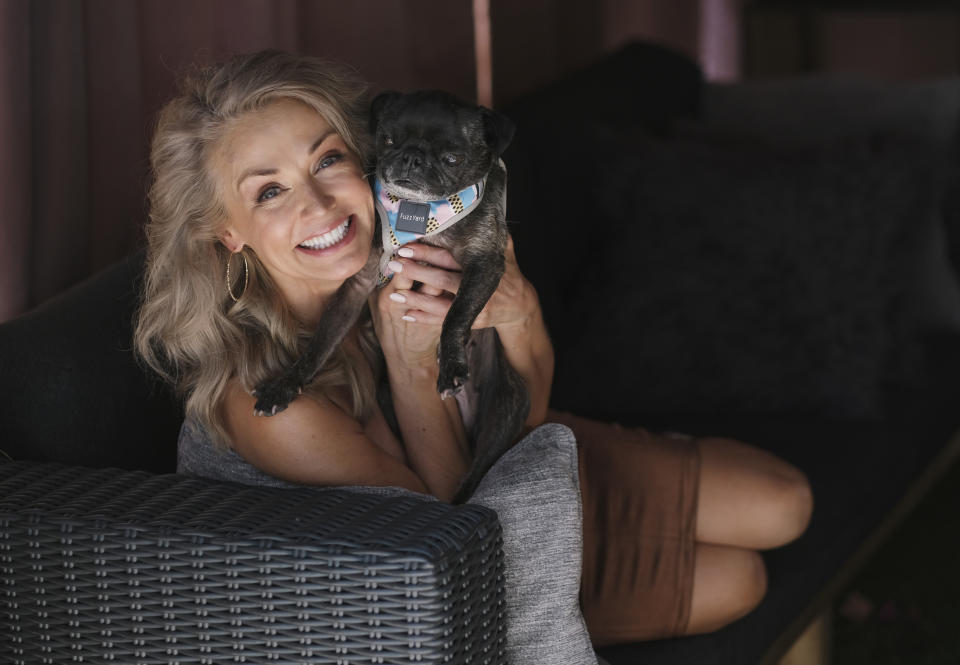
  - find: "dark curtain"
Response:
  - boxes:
[1,0,33,321]
[1,0,752,322]
[0,0,480,321]
[1,0,949,322]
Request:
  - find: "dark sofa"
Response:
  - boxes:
[504,43,960,664]
[2,42,960,664]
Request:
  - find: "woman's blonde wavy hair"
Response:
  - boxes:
[134,50,380,447]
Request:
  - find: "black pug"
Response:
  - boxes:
[253,90,530,502]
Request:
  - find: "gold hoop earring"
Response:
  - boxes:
[226,251,249,303]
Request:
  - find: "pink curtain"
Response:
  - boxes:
[0,0,478,321]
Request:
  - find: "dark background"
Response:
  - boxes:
[1,0,958,321]
[1,2,959,663]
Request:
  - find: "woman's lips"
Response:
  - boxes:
[296,216,356,254]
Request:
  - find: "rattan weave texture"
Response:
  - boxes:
[0,462,507,664]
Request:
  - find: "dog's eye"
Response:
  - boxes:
[443,154,460,165]
[383,136,393,147]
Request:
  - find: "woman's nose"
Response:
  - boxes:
[301,179,335,215]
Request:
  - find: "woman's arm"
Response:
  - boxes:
[369,257,473,502]
[475,235,554,427]
[377,346,472,501]
[221,379,431,493]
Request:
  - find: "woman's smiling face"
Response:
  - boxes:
[215,98,375,321]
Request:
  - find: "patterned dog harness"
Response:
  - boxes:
[374,176,486,283]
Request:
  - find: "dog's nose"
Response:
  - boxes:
[401,150,424,170]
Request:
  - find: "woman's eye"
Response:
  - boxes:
[257,185,282,203]
[316,153,344,171]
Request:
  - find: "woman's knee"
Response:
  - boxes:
[769,467,814,546]
[696,437,814,550]
[744,459,813,548]
[687,545,768,635]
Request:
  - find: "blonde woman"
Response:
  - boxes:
[135,50,811,643]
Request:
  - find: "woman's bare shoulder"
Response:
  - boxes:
[220,379,426,492]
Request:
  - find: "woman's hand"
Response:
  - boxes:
[370,233,554,429]
[372,235,538,337]
[368,245,455,371]
[473,234,540,333]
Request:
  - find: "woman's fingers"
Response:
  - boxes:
[385,256,446,299]
[388,288,452,325]
[396,243,462,296]
[418,284,445,297]
[388,255,462,295]
[386,260,416,292]
[378,232,534,335]
[397,243,461,271]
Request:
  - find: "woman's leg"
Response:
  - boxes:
[685,437,813,634]
[696,437,813,549]
[687,544,768,634]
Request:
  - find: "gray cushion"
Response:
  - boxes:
[180,418,598,661]
[469,423,597,664]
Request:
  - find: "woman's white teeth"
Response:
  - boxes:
[300,218,350,249]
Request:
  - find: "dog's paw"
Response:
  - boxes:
[252,376,303,417]
[437,358,469,400]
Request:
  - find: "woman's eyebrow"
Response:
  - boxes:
[236,167,277,190]
[308,130,337,155]
[236,130,339,189]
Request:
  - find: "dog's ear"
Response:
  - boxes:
[370,91,401,134]
[481,107,515,155]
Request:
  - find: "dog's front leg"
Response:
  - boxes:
[437,251,505,398]
[253,247,382,416]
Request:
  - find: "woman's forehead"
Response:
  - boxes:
[214,101,340,175]
[229,99,332,145]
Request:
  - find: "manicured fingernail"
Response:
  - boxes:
[388,260,403,273]
[389,292,406,303]
[397,247,415,258]
[401,314,416,322]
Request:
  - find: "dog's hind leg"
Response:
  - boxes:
[451,328,530,502]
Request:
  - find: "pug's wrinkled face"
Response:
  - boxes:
[370,90,514,201]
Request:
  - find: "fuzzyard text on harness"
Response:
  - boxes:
[374,176,486,284]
